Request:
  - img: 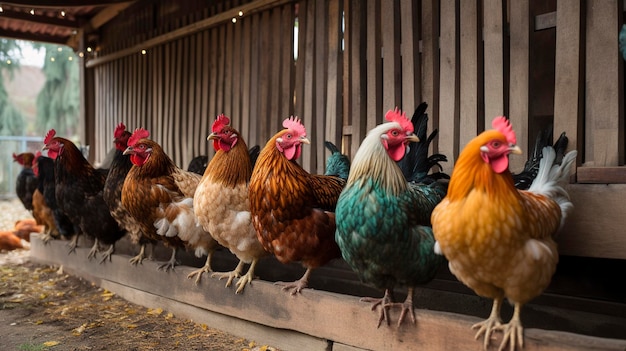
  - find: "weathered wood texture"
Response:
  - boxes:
[87,1,625,260]
[30,236,626,351]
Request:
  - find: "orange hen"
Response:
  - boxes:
[431,117,577,351]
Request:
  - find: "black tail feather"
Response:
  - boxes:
[248,145,261,169]
[397,102,449,184]
[513,125,554,190]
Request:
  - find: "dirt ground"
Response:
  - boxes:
[0,197,277,351]
[0,249,277,351]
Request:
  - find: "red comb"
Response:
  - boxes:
[44,129,56,144]
[492,116,516,145]
[384,107,413,133]
[212,114,230,133]
[282,116,306,136]
[34,151,42,159]
[12,153,18,161]
[114,122,127,139]
[128,128,150,146]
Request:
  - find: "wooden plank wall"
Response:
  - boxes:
[89,0,625,257]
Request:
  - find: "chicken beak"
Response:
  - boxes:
[301,137,311,144]
[123,146,134,155]
[509,145,522,155]
[41,145,48,151]
[406,134,420,143]
[207,133,218,141]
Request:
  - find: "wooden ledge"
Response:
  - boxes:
[28,235,626,351]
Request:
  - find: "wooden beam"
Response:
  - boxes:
[576,167,626,184]
[30,236,626,351]
[0,28,69,45]
[0,8,80,28]
[85,0,294,68]
[1,0,131,7]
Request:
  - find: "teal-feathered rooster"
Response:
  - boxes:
[335,103,448,327]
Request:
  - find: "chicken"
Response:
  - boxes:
[103,123,154,265]
[42,129,126,261]
[121,128,217,272]
[335,104,448,327]
[187,155,209,175]
[248,116,347,295]
[0,231,26,251]
[193,114,268,291]
[32,153,77,245]
[431,117,577,351]
[31,189,57,241]
[12,218,44,242]
[13,152,38,213]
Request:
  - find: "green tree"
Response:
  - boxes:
[35,43,79,137]
[0,39,25,136]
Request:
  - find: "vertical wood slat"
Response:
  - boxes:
[313,0,328,174]
[346,0,366,158]
[483,0,505,123]
[240,15,252,148]
[208,26,219,159]
[459,0,480,151]
[257,11,271,145]
[438,0,458,170]
[248,14,261,150]
[173,39,183,165]
[554,0,582,158]
[268,8,281,136]
[200,30,210,157]
[301,0,316,171]
[400,0,418,114]
[366,0,382,132]
[421,0,439,145]
[584,0,622,167]
[508,0,530,173]
[279,5,295,123]
[381,0,399,111]
[325,0,341,152]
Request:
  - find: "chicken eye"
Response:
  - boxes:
[285,133,292,140]
[391,130,399,137]
[491,141,501,148]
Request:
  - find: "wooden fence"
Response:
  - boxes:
[85,0,625,260]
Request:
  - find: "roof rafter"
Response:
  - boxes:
[0,8,80,29]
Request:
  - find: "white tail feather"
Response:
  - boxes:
[528,147,578,229]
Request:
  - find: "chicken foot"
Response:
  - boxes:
[472,296,504,350]
[129,244,147,265]
[275,267,312,295]
[66,234,80,255]
[87,238,100,260]
[383,287,416,327]
[360,289,394,328]
[99,244,115,264]
[187,252,213,284]
[158,247,178,272]
[212,260,244,288]
[494,303,524,351]
[235,259,259,294]
[40,232,54,245]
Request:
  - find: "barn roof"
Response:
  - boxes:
[0,0,134,50]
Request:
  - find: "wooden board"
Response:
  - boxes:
[30,236,626,351]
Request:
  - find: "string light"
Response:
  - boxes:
[29,9,34,15]
[141,49,146,55]
[87,47,92,53]
[78,52,84,58]
[68,56,73,61]
[60,10,65,17]
[239,10,244,16]
[0,6,4,12]
[57,47,62,52]
[232,17,237,23]
[6,59,11,64]
[50,57,55,62]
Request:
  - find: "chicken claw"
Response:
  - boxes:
[129,244,147,266]
[66,235,79,255]
[234,260,258,294]
[158,248,178,272]
[187,253,213,284]
[99,244,115,264]
[40,232,54,245]
[360,289,394,328]
[211,260,244,288]
[87,238,100,260]
[472,297,503,350]
[384,287,416,327]
[494,303,524,351]
[275,267,312,295]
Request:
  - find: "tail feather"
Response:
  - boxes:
[397,102,449,183]
[513,126,553,190]
[324,141,351,180]
[529,146,578,230]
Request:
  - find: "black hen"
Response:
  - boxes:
[13,152,38,212]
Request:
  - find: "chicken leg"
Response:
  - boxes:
[234,259,259,294]
[129,244,147,265]
[275,267,312,295]
[472,296,504,350]
[494,302,524,351]
[99,244,115,264]
[384,287,416,327]
[158,247,178,272]
[211,260,244,288]
[67,234,80,254]
[361,289,394,328]
[87,238,100,260]
[186,251,213,284]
